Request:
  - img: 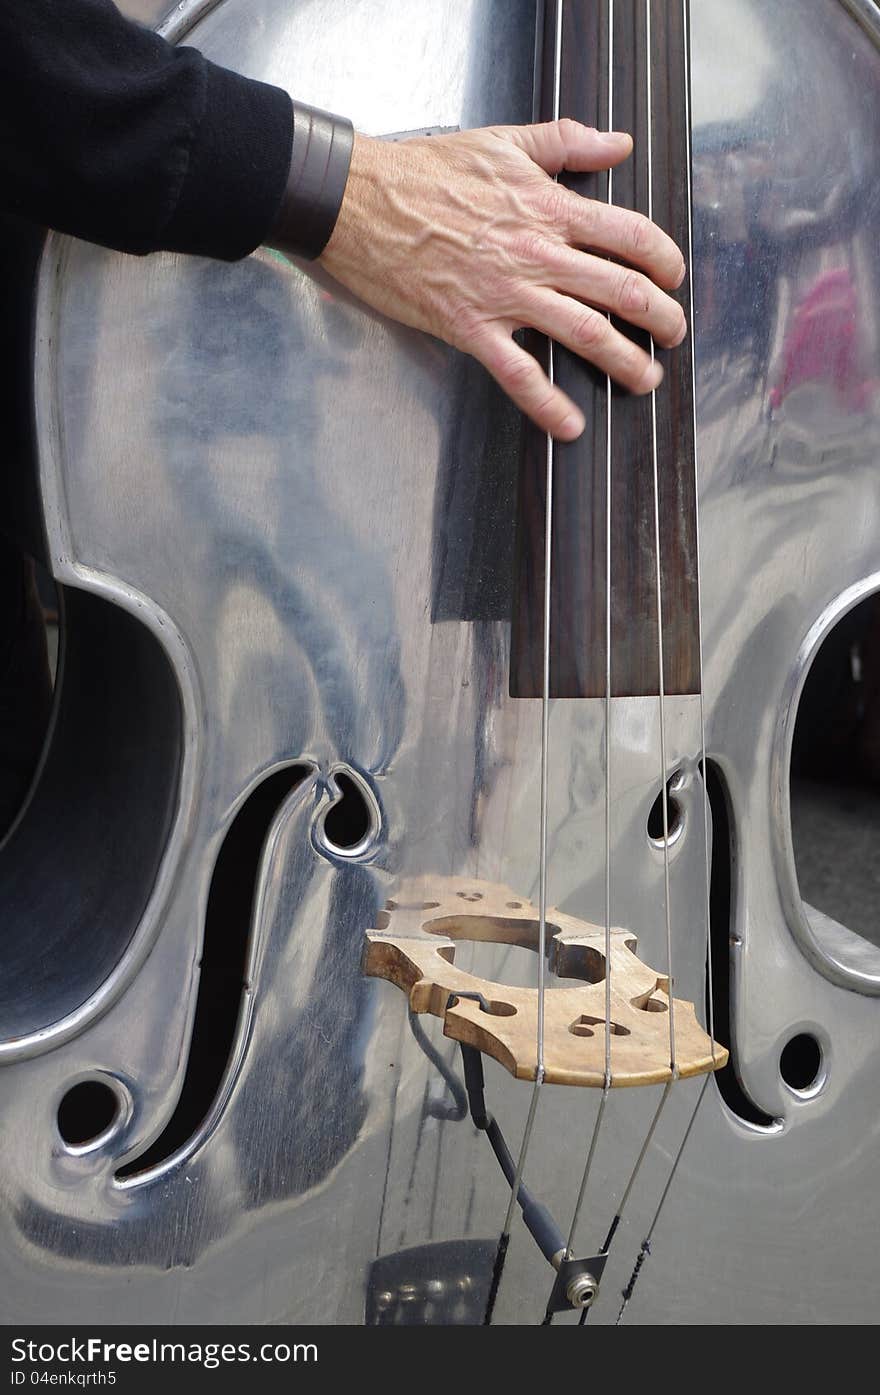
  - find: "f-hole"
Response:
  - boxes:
[58,1079,121,1148]
[322,771,373,852]
[704,760,776,1129]
[116,764,308,1179]
[647,771,684,846]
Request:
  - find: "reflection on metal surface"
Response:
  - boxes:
[115,0,219,34]
[2,0,880,1326]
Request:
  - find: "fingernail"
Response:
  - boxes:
[675,259,687,288]
[560,410,586,439]
[599,129,631,144]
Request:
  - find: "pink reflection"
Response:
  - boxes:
[770,268,875,413]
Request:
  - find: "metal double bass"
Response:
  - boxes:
[2,0,880,1323]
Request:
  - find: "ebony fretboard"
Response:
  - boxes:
[510,0,699,698]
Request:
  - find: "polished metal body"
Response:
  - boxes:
[2,0,880,1323]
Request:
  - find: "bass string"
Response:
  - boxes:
[575,0,685,1314]
[542,0,671,1322]
[616,1073,711,1324]
[684,0,716,1056]
[484,0,565,1323]
[555,0,720,1323]
[540,0,678,1324]
[611,0,721,1322]
[645,0,678,1082]
[557,0,617,1276]
[492,0,718,1325]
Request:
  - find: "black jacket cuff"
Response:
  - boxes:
[161,53,294,262]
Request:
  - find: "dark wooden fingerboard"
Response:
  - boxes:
[510,0,700,698]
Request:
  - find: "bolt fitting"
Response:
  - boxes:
[566,1271,599,1309]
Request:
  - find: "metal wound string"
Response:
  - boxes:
[616,1072,710,1323]
[613,0,718,1320]
[554,0,617,1280]
[551,2,681,1317]
[682,0,716,1054]
[588,0,681,1320]
[484,0,563,1323]
[493,390,552,1230]
[646,0,677,1081]
[570,1,686,1325]
[602,0,616,1115]
[575,1074,673,1324]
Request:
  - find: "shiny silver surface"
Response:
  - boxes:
[3,0,880,1324]
[117,1,194,26]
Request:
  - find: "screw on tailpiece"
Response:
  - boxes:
[566,1270,599,1309]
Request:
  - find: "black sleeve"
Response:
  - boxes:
[0,0,294,261]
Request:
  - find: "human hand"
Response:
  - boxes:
[319,120,687,442]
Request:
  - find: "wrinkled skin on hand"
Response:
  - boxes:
[320,119,687,441]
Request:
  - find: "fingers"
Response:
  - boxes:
[468,294,662,441]
[545,244,687,347]
[472,326,586,441]
[498,120,686,289]
[562,195,686,289]
[503,118,634,176]
[523,288,664,395]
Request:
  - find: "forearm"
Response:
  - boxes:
[0,0,295,260]
[0,1,686,441]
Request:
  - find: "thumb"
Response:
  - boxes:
[501,119,633,175]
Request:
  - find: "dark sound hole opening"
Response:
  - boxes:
[323,772,372,850]
[58,1080,119,1146]
[116,764,308,1180]
[0,585,183,1043]
[647,774,683,844]
[790,591,880,955]
[780,1034,822,1092]
[704,760,777,1129]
